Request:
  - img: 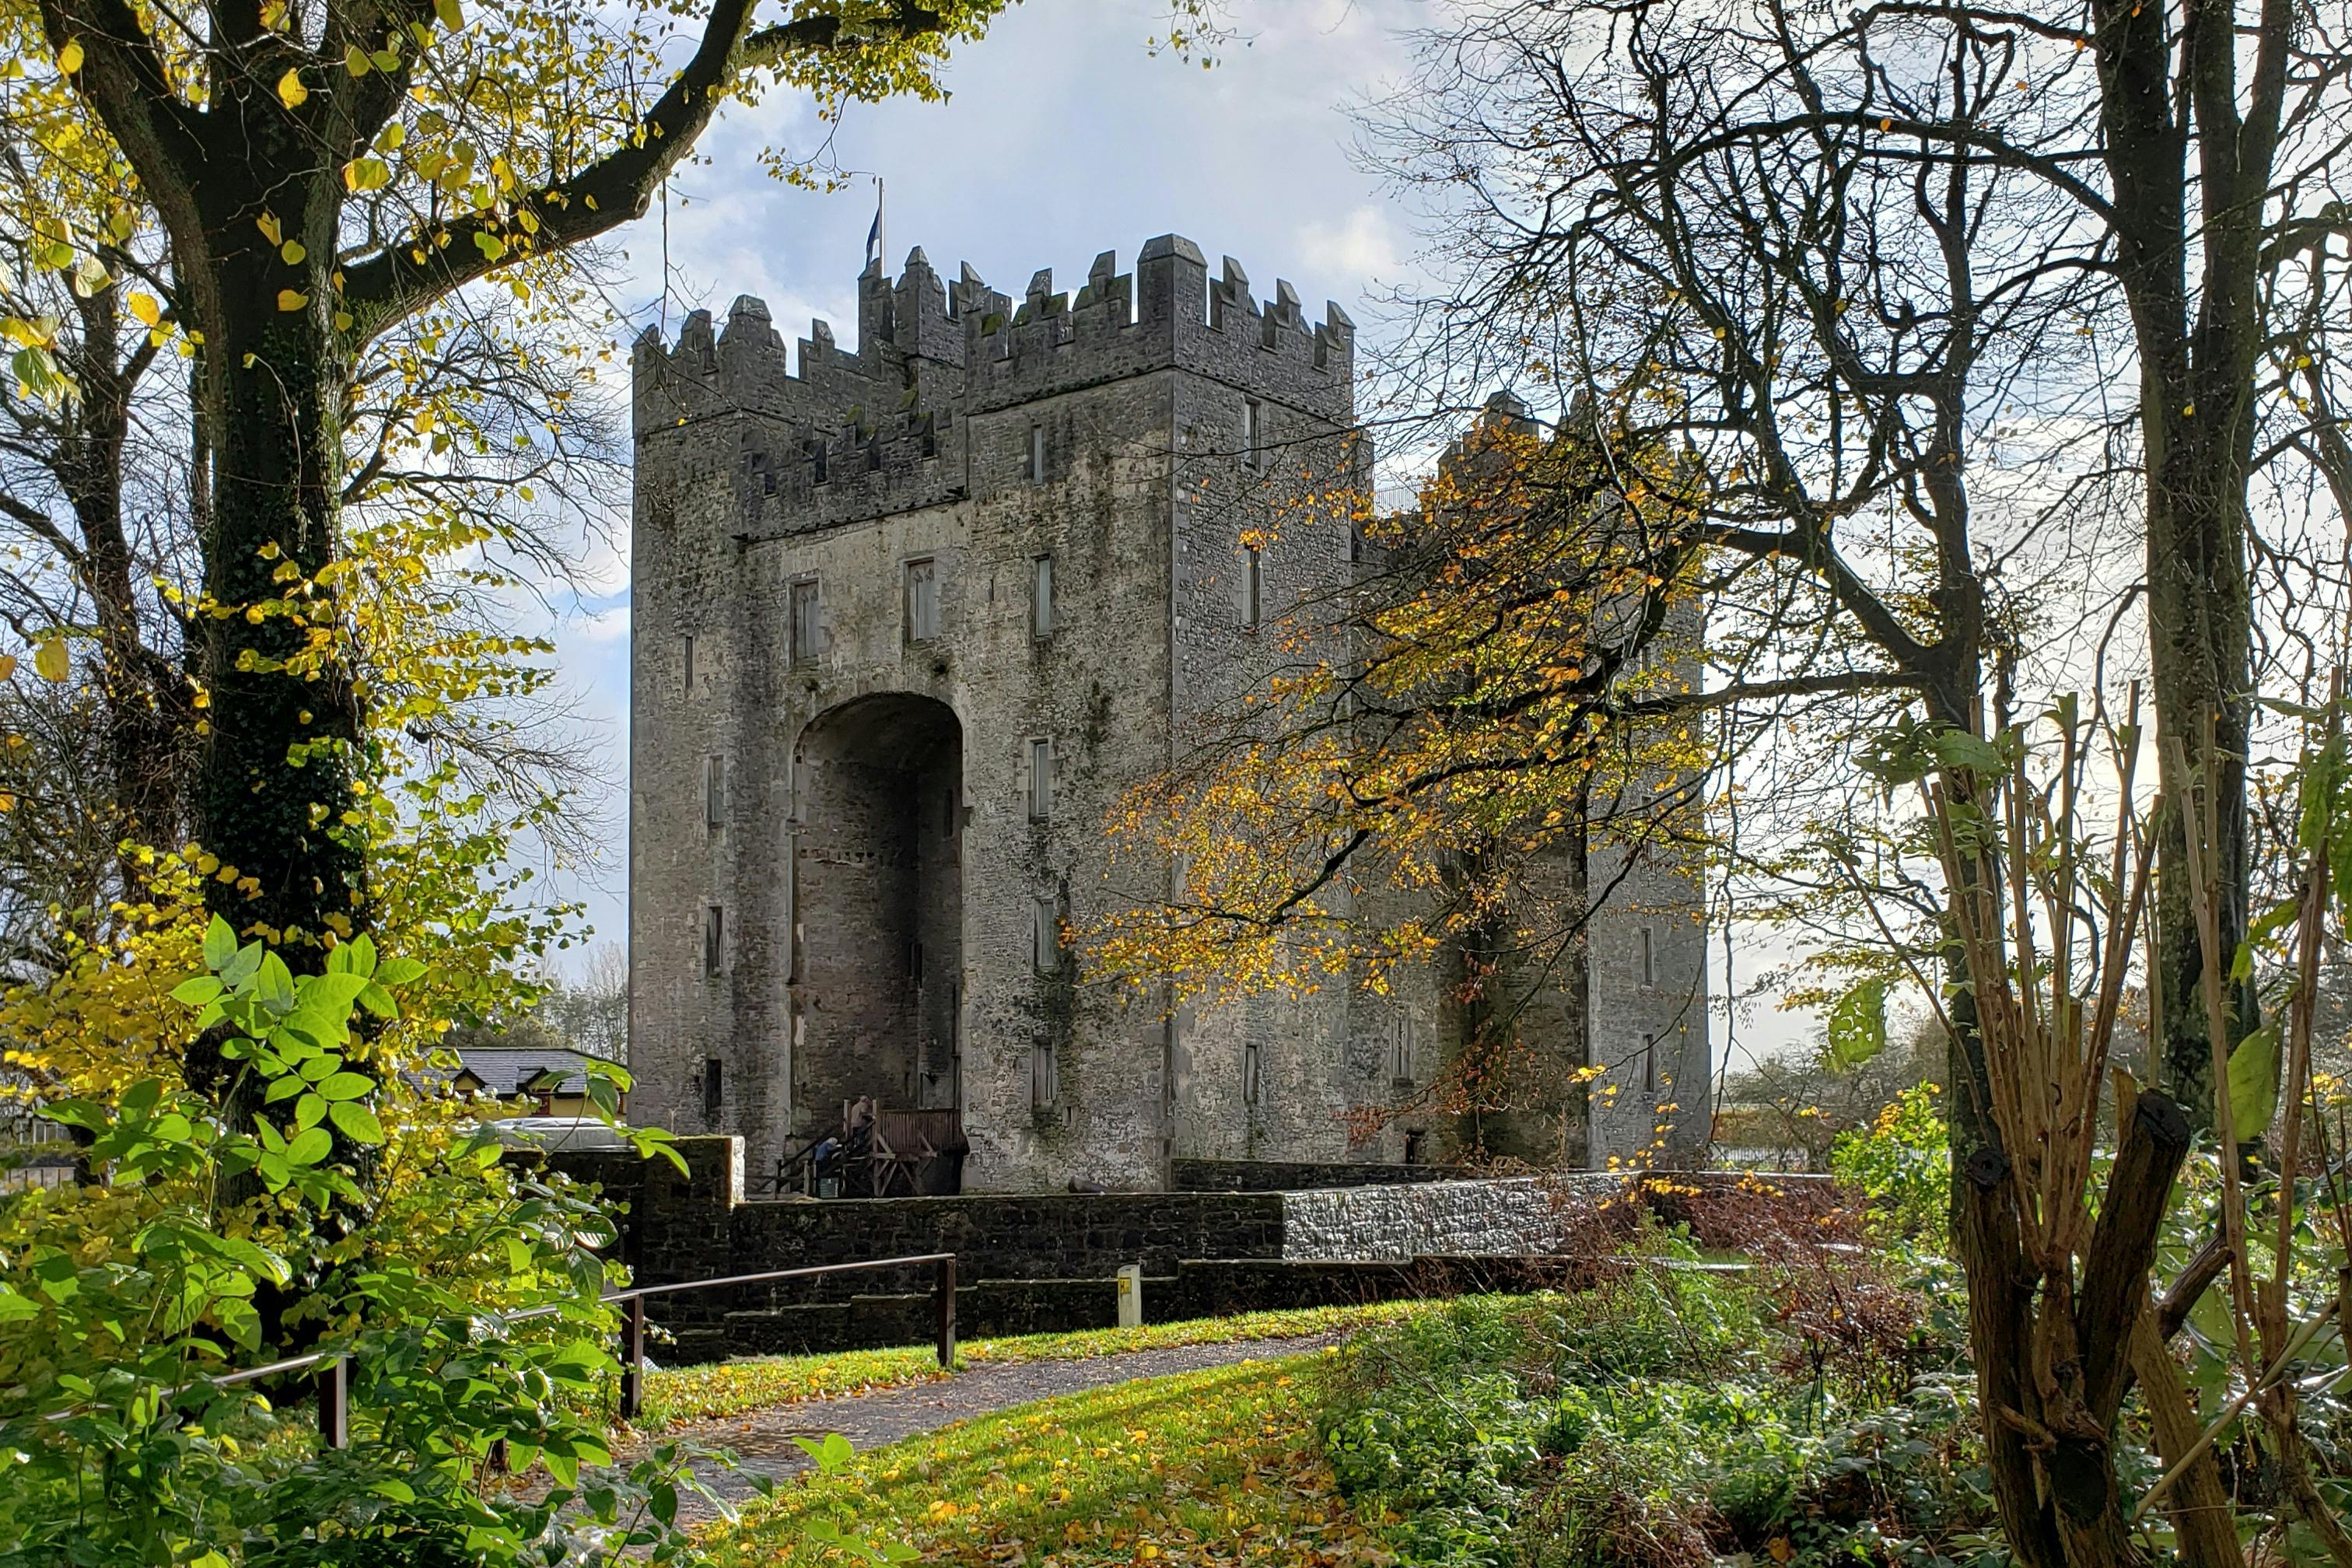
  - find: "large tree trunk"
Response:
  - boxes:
[2146,422,2256,1126]
[190,201,367,950]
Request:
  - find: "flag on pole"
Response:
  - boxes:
[864,178,884,273]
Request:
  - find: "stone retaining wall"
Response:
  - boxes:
[1278,1178,1570,1261]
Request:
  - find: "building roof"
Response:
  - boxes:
[444,1045,604,1098]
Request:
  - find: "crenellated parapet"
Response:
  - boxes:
[633,235,1357,530]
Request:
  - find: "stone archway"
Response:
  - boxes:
[792,693,964,1136]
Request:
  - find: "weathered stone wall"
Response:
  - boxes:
[1277,1178,1570,1262]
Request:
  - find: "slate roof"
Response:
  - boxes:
[446,1046,602,1097]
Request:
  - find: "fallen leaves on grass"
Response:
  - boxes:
[634,1300,1435,1432]
[697,1353,1395,1566]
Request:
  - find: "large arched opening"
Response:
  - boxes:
[792,693,964,1172]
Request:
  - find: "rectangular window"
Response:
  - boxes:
[904,557,940,642]
[683,634,696,691]
[1032,554,1055,639]
[1388,1017,1418,1087]
[1243,1040,1262,1106]
[1029,422,1045,482]
[1032,897,1059,974]
[1239,546,1262,630]
[1642,1033,1657,1094]
[1243,398,1264,470]
[809,439,830,485]
[919,415,939,460]
[1640,926,1656,988]
[704,755,725,831]
[702,1057,723,1128]
[703,905,723,978]
[1027,737,1053,822]
[789,578,821,665]
[1030,1036,1059,1110]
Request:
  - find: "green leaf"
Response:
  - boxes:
[171,975,225,1006]
[1826,979,1888,1072]
[296,1093,327,1131]
[346,934,378,978]
[356,982,398,1020]
[319,1071,373,1101]
[376,957,426,986]
[435,0,463,29]
[203,914,237,970]
[327,1101,385,1145]
[285,1126,332,1167]
[256,950,296,1004]
[1928,729,2004,775]
[215,1296,261,1351]
[2227,1024,2282,1139]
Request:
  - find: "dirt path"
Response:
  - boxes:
[661,1334,1338,1526]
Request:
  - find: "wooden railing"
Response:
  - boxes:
[191,1251,960,1444]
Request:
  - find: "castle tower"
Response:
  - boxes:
[628,238,1706,1192]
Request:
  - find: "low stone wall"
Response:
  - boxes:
[538,1136,1678,1361]
[1278,1178,1572,1261]
[1171,1158,1461,1192]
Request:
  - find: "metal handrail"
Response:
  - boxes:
[147,1251,961,1446]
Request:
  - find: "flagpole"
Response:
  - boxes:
[877,176,885,275]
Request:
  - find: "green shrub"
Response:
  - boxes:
[0,922,707,1567]
[1320,1232,1992,1568]
[1830,1084,1951,1242]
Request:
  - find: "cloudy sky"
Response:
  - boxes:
[534,0,1805,1069]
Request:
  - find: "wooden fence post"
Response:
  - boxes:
[618,1294,648,1419]
[934,1255,957,1369]
[316,1356,348,1451]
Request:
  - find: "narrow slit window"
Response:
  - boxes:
[789,578,821,664]
[1640,926,1656,987]
[1028,422,1045,482]
[1243,397,1264,470]
[1033,553,1055,639]
[703,905,724,978]
[702,1057,723,1128]
[704,755,725,831]
[1027,737,1053,822]
[1641,1033,1657,1094]
[1032,897,1059,974]
[809,439,829,485]
[683,634,696,691]
[1030,1036,1059,1110]
[904,557,940,642]
[1243,1040,1262,1105]
[1239,546,1262,630]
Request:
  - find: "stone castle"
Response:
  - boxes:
[627,236,1709,1192]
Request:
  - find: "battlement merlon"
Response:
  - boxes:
[632,235,1359,439]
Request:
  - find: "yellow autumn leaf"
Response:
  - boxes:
[276,68,307,109]
[57,39,83,73]
[278,289,308,312]
[33,637,68,682]
[282,240,306,264]
[0,654,16,681]
[345,44,370,76]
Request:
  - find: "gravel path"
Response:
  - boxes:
[664,1333,1338,1525]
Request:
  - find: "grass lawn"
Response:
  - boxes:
[694,1349,1391,1567]
[635,1299,1430,1430]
